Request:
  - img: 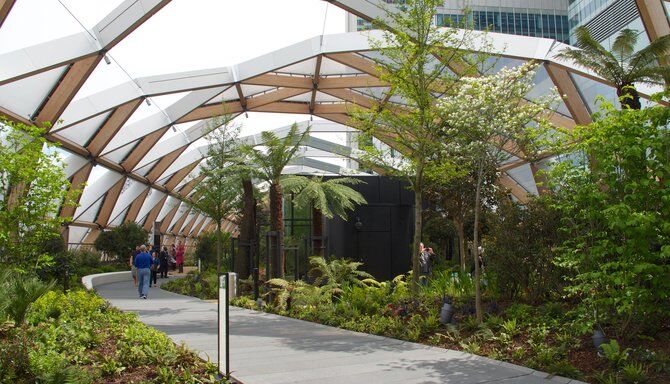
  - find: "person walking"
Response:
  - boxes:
[134,245,152,299]
[130,246,140,287]
[149,251,160,287]
[169,244,177,271]
[159,246,169,278]
[176,240,185,274]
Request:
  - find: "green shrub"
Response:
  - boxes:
[545,360,582,380]
[620,362,649,384]
[601,340,631,369]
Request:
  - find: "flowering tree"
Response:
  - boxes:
[438,62,558,322]
[352,0,482,293]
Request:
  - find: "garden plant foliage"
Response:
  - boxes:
[0,277,227,383]
[549,100,670,340]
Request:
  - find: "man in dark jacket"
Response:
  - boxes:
[159,246,169,278]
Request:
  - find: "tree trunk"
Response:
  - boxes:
[473,160,484,324]
[411,182,422,295]
[269,181,284,278]
[216,220,222,277]
[617,85,641,110]
[236,178,254,279]
[454,217,466,271]
[312,206,323,256]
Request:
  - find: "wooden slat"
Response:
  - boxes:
[498,174,530,204]
[235,83,247,109]
[545,63,592,125]
[146,147,184,183]
[124,188,150,224]
[95,177,126,227]
[636,0,670,41]
[530,163,549,195]
[319,75,388,89]
[82,228,101,245]
[310,56,323,114]
[87,99,143,156]
[253,102,310,114]
[60,163,93,219]
[159,204,181,233]
[176,101,243,123]
[36,55,102,125]
[190,216,207,237]
[142,195,167,231]
[121,126,169,171]
[0,0,16,29]
[246,88,310,110]
[165,160,201,190]
[179,212,198,236]
[169,207,191,235]
[319,88,375,109]
[243,74,312,89]
[325,53,379,76]
[178,174,204,197]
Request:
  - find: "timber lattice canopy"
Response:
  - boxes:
[0,0,665,249]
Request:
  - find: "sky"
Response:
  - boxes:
[0,0,348,135]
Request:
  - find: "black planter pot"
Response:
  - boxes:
[592,329,607,353]
[439,297,454,325]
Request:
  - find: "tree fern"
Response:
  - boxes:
[558,26,670,110]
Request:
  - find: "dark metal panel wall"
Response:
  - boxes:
[324,176,413,281]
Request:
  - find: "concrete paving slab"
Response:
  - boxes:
[95,279,586,384]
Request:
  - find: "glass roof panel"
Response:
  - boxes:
[0,65,69,119]
[0,0,90,54]
[102,140,138,163]
[75,196,103,222]
[241,85,278,97]
[67,226,89,248]
[109,206,129,227]
[207,86,238,104]
[570,73,620,113]
[276,58,316,75]
[57,111,112,145]
[71,58,134,102]
[507,164,539,196]
[527,65,571,117]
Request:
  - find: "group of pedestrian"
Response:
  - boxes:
[129,241,186,299]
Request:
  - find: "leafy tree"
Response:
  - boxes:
[485,196,563,303]
[194,231,231,271]
[438,62,558,323]
[558,27,670,110]
[548,99,670,339]
[425,155,497,271]
[281,176,367,255]
[191,117,243,276]
[352,0,481,293]
[239,123,309,278]
[94,222,148,261]
[0,119,77,270]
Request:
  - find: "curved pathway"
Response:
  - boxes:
[96,279,584,384]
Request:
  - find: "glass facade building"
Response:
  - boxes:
[349,1,571,43]
[567,0,650,49]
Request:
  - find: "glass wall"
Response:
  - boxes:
[435,9,570,43]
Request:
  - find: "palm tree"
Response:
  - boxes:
[281,176,367,255]
[559,26,670,110]
[240,123,309,278]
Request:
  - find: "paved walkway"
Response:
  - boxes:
[96,279,583,384]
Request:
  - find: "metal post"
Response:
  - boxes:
[265,232,271,280]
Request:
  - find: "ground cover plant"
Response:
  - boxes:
[0,271,227,384]
[162,270,220,300]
